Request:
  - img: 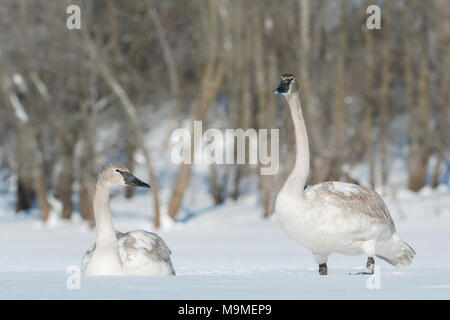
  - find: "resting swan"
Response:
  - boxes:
[273,73,415,275]
[81,163,175,276]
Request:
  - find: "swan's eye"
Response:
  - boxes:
[116,169,120,173]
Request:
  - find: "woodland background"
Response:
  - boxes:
[0,0,448,228]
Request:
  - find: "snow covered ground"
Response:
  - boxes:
[1,178,450,299]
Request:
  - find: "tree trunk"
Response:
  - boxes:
[167,1,226,220]
[79,100,97,227]
[364,0,376,189]
[83,32,162,228]
[379,1,392,192]
[298,0,328,184]
[431,151,442,189]
[332,0,348,181]
[58,149,75,219]
[145,1,181,146]
[1,74,52,222]
[408,55,431,191]
[79,170,95,227]
[15,129,34,212]
[167,59,225,219]
[406,2,432,192]
[254,13,276,218]
[57,128,77,220]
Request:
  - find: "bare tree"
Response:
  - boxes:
[83,32,163,228]
[167,1,226,220]
[332,0,348,181]
[0,73,51,222]
[364,0,376,189]
[0,0,448,226]
[406,1,433,192]
[298,0,329,184]
[145,1,181,146]
[379,0,393,191]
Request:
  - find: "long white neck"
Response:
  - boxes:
[283,92,310,197]
[93,182,118,249]
[84,180,123,276]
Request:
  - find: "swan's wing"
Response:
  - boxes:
[81,244,96,272]
[82,231,175,275]
[305,181,396,232]
[118,230,174,264]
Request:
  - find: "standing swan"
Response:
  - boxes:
[81,163,175,276]
[273,73,415,275]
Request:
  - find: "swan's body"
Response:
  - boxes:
[277,181,413,266]
[81,163,175,276]
[82,230,175,275]
[274,74,415,274]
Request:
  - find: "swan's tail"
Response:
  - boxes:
[376,234,416,267]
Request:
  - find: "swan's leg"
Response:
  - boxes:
[351,257,375,275]
[351,240,376,275]
[319,263,327,275]
[313,253,328,276]
[366,257,375,274]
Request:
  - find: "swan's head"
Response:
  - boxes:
[98,163,150,189]
[273,73,299,95]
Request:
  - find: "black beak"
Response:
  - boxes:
[273,79,290,94]
[118,170,151,188]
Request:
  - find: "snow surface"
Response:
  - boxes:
[1,181,450,299]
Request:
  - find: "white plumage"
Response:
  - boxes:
[82,230,175,276]
[273,74,415,274]
[81,163,175,276]
[277,182,414,266]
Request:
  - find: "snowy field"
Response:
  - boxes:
[1,177,450,299]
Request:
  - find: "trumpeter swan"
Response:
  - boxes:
[273,73,415,275]
[81,163,175,276]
